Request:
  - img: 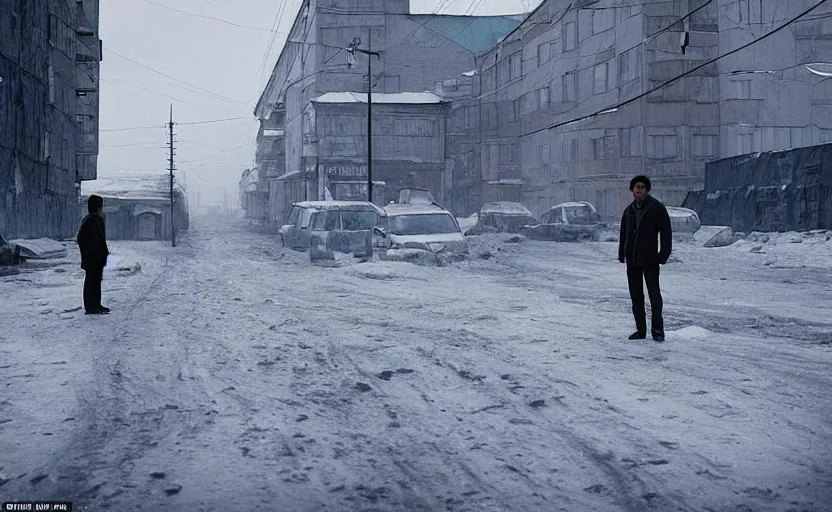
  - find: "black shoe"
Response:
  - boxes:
[99,306,110,313]
[628,331,647,340]
[85,307,109,315]
[652,332,665,342]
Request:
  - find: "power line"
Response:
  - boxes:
[101,116,250,132]
[105,48,253,107]
[526,0,830,138]
[145,1,289,34]
[179,117,247,125]
[100,79,192,104]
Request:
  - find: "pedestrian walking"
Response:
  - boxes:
[77,194,110,315]
[618,176,672,342]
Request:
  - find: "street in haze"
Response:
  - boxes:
[1,215,831,511]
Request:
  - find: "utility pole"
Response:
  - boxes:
[347,36,380,203]
[168,105,176,247]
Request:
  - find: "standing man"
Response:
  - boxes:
[77,195,110,315]
[618,176,672,342]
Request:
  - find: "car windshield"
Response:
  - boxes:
[564,206,596,225]
[389,213,459,235]
[484,214,536,229]
[341,211,377,230]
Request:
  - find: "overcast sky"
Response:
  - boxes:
[98,0,538,208]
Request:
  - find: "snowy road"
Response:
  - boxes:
[1,215,831,511]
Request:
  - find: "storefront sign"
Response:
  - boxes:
[325,164,367,177]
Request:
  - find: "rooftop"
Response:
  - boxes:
[480,202,534,216]
[409,14,525,54]
[82,174,184,201]
[311,92,449,105]
[384,204,451,216]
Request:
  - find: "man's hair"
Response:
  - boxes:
[629,175,651,191]
[87,195,104,214]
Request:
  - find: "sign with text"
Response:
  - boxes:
[325,164,367,177]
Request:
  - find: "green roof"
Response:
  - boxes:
[411,15,525,54]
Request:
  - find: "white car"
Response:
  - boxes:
[666,206,701,234]
[376,204,469,264]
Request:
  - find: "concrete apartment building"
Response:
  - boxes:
[474,0,721,219]
[249,0,523,226]
[0,0,101,239]
[470,0,832,220]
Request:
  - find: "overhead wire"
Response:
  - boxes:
[104,48,253,107]
[517,0,832,139]
[145,1,289,34]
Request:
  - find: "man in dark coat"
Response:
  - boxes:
[77,195,110,315]
[618,176,672,342]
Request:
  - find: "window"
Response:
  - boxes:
[562,72,576,102]
[48,64,55,104]
[618,47,642,85]
[287,206,300,225]
[539,144,550,164]
[617,5,636,23]
[594,61,613,94]
[512,99,520,121]
[341,211,376,230]
[563,22,577,51]
[510,52,522,79]
[561,138,578,162]
[591,9,614,35]
[733,80,752,99]
[499,143,520,164]
[538,87,550,109]
[692,134,719,156]
[300,208,314,228]
[620,127,642,157]
[389,214,459,235]
[648,134,679,159]
[43,131,50,162]
[537,43,550,66]
[738,132,754,154]
[592,137,607,160]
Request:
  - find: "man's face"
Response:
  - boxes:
[632,182,648,201]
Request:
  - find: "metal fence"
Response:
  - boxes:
[682,144,832,232]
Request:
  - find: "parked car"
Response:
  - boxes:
[667,206,701,235]
[464,202,537,235]
[0,232,16,266]
[523,201,602,242]
[376,204,469,264]
[394,188,440,206]
[306,202,386,262]
[281,201,384,252]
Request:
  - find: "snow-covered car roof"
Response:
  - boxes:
[480,202,534,216]
[292,201,384,214]
[550,201,596,210]
[667,206,699,218]
[384,204,452,217]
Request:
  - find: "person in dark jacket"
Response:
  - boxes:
[618,176,672,342]
[77,195,110,315]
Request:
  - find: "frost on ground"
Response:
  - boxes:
[1,216,831,511]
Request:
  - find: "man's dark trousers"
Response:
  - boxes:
[83,265,104,312]
[627,264,663,336]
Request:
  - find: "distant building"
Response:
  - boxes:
[0,0,102,239]
[466,0,832,220]
[252,0,524,227]
[266,92,451,223]
[81,175,188,241]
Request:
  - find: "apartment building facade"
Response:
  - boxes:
[250,0,523,226]
[0,0,101,239]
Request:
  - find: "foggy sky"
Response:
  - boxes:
[98,0,538,209]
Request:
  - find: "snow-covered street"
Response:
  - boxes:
[1,215,831,511]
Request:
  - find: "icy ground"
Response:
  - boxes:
[1,215,831,511]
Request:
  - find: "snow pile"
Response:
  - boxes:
[668,326,712,340]
[456,214,478,233]
[729,230,832,269]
